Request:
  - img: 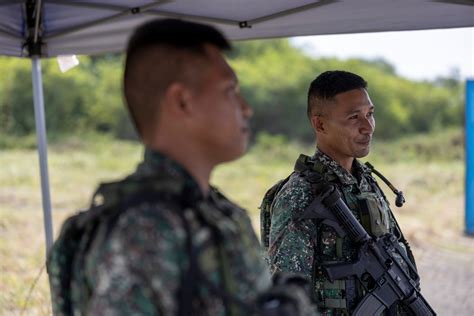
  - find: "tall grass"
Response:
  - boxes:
[0,128,470,314]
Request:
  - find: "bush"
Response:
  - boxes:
[0,40,464,143]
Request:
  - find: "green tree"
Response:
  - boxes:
[0,40,464,144]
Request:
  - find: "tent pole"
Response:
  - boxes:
[31,56,54,254]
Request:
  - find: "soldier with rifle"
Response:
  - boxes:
[261,70,435,315]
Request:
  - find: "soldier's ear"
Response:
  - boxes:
[164,82,193,116]
[311,115,325,133]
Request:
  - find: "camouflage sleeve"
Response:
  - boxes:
[86,204,187,316]
[268,174,317,278]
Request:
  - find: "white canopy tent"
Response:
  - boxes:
[1,0,474,57]
[1,0,473,255]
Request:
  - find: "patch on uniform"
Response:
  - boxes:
[321,228,337,257]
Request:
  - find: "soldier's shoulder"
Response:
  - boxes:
[277,172,313,198]
[84,200,187,280]
[211,186,246,214]
[116,196,186,236]
[86,188,187,256]
[101,172,187,218]
[272,173,314,215]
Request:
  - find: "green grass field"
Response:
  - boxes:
[1,130,472,314]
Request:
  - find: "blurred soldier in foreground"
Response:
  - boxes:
[261,71,427,315]
[47,19,316,315]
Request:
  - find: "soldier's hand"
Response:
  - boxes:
[256,272,320,316]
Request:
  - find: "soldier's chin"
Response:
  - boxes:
[354,147,370,158]
[222,142,248,163]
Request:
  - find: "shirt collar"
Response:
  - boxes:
[313,149,370,186]
[132,147,204,202]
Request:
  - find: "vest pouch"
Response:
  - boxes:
[357,192,390,237]
[320,280,347,309]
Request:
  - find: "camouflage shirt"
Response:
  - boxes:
[267,149,416,316]
[49,148,273,315]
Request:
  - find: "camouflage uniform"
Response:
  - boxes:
[267,149,416,316]
[49,148,274,315]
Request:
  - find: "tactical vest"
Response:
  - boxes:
[47,177,257,316]
[260,154,415,315]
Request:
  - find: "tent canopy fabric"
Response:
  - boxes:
[0,0,473,58]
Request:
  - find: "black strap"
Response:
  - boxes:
[365,162,405,207]
[177,206,200,316]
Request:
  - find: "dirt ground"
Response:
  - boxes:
[413,236,474,315]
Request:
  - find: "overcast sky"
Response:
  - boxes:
[291,27,473,82]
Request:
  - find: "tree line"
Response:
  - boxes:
[0,39,464,143]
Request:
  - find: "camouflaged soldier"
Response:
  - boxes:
[261,71,418,315]
[47,19,317,316]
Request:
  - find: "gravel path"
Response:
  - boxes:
[415,243,474,315]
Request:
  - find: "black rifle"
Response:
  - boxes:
[302,185,436,315]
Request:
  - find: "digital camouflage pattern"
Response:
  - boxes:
[48,149,273,316]
[266,149,416,316]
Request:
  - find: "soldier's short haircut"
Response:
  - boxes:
[307,70,367,119]
[124,19,231,138]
